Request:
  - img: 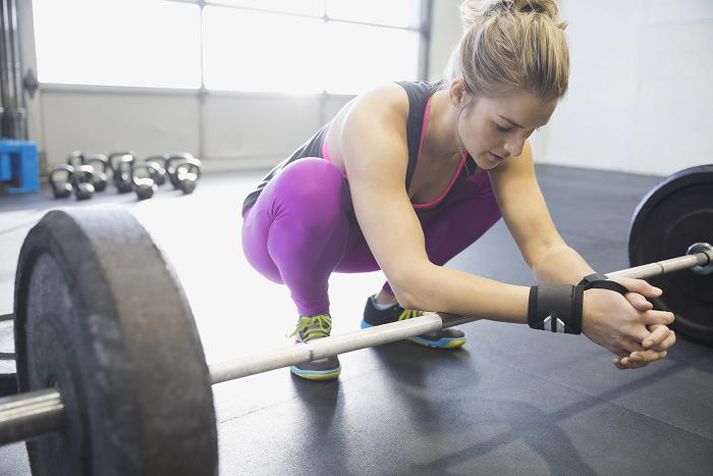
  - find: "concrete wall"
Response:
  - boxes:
[33,87,355,172]
[538,0,713,176]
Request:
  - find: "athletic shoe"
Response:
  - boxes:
[289,314,341,380]
[361,295,467,349]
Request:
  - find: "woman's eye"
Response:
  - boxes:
[495,123,513,133]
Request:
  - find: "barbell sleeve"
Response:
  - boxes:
[0,389,64,445]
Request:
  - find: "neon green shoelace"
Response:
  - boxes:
[290,314,332,342]
[397,309,425,321]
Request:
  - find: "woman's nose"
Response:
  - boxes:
[504,136,525,158]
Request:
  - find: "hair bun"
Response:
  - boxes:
[460,0,561,29]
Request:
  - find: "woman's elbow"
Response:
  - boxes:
[388,264,435,311]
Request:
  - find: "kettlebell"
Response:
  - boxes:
[108,151,136,173]
[49,164,74,199]
[175,158,202,195]
[66,150,84,168]
[84,154,109,192]
[113,154,135,194]
[131,163,160,201]
[144,154,169,186]
[166,153,194,189]
[71,165,97,200]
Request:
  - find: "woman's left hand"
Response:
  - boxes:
[613,324,677,370]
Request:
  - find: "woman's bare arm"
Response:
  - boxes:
[340,87,530,323]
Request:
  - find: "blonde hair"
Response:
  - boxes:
[445,0,569,101]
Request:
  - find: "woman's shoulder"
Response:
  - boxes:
[325,83,413,171]
[350,80,443,122]
[329,83,410,142]
[350,83,410,118]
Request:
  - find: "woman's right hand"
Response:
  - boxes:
[581,284,675,367]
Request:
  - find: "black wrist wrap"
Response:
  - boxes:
[527,285,584,334]
[527,273,630,335]
[577,273,629,295]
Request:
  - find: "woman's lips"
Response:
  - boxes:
[488,152,506,162]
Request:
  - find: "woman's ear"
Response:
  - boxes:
[448,78,469,109]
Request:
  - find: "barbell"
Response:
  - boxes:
[628,164,713,345]
[0,164,710,475]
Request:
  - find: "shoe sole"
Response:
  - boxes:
[360,321,466,349]
[290,366,341,381]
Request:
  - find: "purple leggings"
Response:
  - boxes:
[241,157,502,316]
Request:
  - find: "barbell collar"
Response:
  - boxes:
[686,242,713,275]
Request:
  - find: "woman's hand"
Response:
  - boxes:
[581,277,676,369]
[612,324,677,369]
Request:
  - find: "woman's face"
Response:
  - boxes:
[454,86,558,170]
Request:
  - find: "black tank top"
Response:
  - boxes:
[241,80,477,215]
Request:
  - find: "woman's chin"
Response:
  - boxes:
[473,153,503,170]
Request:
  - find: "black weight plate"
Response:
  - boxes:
[0,372,17,396]
[629,164,713,346]
[13,207,218,475]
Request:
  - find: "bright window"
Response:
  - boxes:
[202,7,324,94]
[31,0,424,94]
[327,0,421,28]
[206,0,324,16]
[323,23,420,94]
[32,0,201,89]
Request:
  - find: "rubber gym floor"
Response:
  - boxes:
[1,164,712,475]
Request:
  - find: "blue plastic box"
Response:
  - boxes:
[0,140,40,194]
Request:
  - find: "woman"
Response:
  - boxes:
[241,0,676,380]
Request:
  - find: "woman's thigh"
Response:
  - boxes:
[241,157,352,283]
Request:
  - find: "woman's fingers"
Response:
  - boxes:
[643,310,675,327]
[629,349,667,362]
[613,356,650,370]
[612,277,663,299]
[643,325,676,351]
[624,292,653,312]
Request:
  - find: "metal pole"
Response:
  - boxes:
[8,0,27,139]
[0,388,64,445]
[0,248,710,445]
[607,254,706,279]
[209,313,446,384]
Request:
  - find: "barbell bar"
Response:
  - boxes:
[211,245,711,384]
[1,244,710,447]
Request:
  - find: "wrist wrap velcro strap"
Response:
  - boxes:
[527,285,583,334]
[577,273,629,296]
[577,273,609,286]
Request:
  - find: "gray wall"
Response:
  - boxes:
[545,0,713,176]
[19,0,713,176]
[428,0,461,81]
[430,0,713,177]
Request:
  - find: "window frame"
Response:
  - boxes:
[32,0,433,97]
